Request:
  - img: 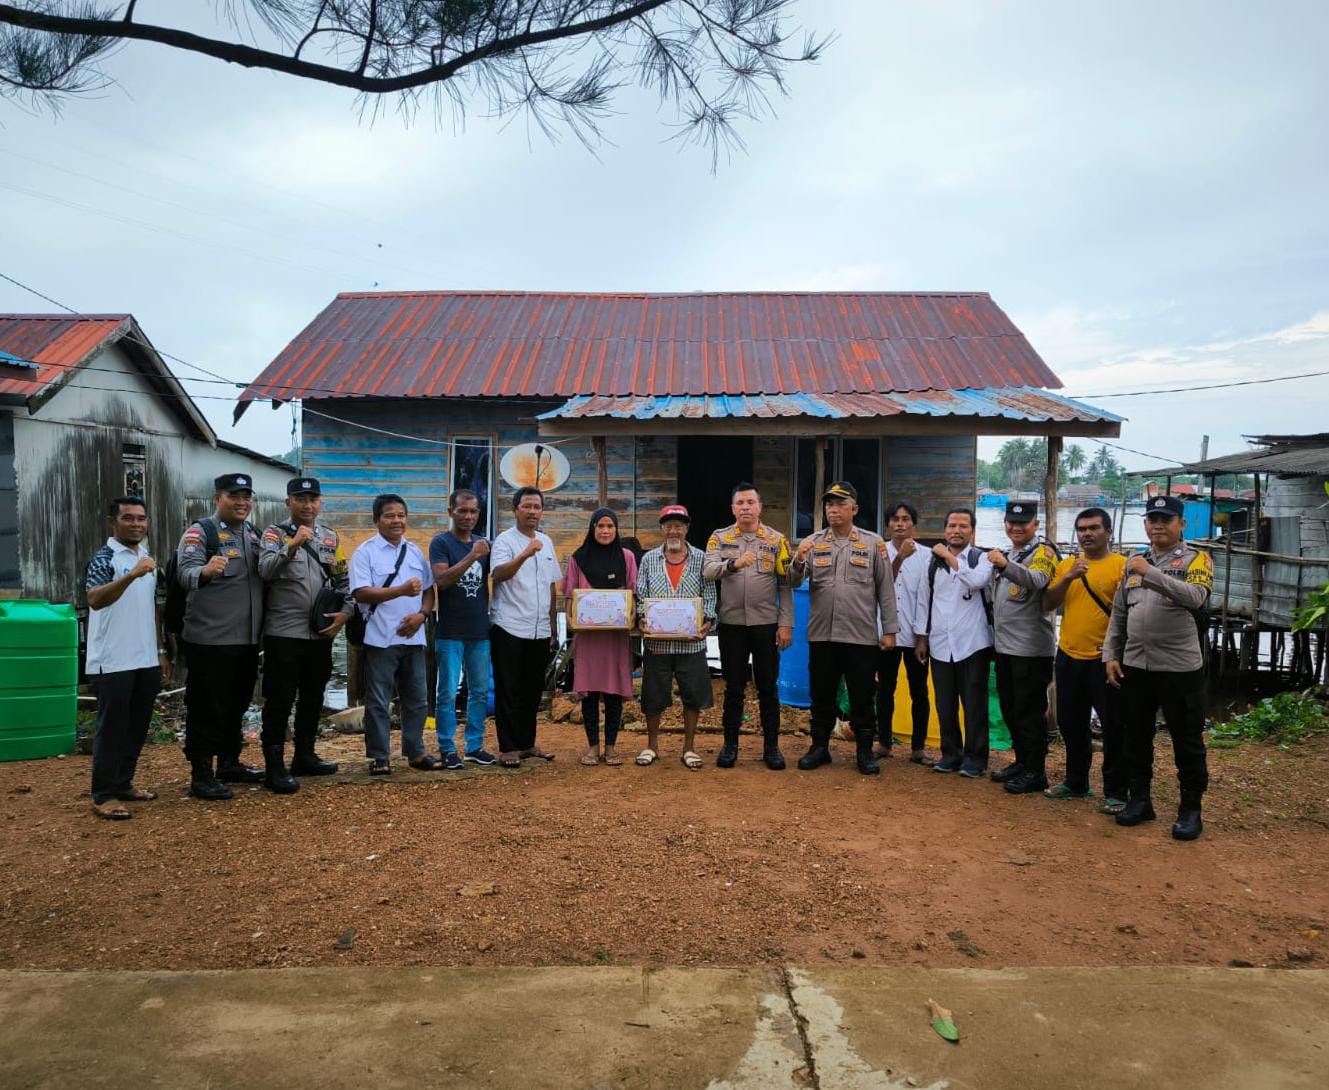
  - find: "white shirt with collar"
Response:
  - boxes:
[885,539,930,649]
[921,546,994,663]
[349,534,431,648]
[85,538,158,674]
[490,525,560,640]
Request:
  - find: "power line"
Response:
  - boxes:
[1071,368,1329,398]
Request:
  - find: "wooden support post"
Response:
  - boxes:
[347,642,364,708]
[813,437,826,533]
[592,435,609,508]
[1044,436,1062,545]
[1219,529,1233,676]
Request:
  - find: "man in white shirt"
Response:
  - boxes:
[876,500,933,764]
[83,496,169,820]
[350,493,437,775]
[489,486,561,767]
[915,507,994,777]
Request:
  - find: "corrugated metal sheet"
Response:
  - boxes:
[237,291,1064,416]
[0,314,129,399]
[536,388,1122,425]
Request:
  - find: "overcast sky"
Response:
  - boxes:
[1,0,1325,469]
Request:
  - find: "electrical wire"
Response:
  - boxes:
[1070,368,1329,398]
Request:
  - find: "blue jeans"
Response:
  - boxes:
[434,637,491,754]
[363,644,428,761]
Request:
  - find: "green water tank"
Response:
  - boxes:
[0,600,78,762]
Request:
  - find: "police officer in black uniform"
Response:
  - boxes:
[176,473,265,800]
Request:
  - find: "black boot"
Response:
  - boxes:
[1116,793,1157,826]
[762,727,785,770]
[1172,794,1203,841]
[990,761,1025,783]
[216,755,264,784]
[855,733,880,776]
[263,745,299,794]
[716,725,739,769]
[1004,766,1049,794]
[797,742,831,770]
[188,757,233,801]
[289,735,338,776]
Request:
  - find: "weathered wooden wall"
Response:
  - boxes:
[883,435,978,538]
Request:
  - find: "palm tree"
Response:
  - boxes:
[1063,444,1086,481]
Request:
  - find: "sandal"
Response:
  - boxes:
[116,788,157,801]
[408,755,444,771]
[91,800,131,820]
[580,751,601,767]
[635,748,657,766]
[681,750,703,770]
[368,759,392,776]
[1044,782,1094,800]
[498,752,522,768]
[909,750,935,767]
[521,746,556,761]
[1100,797,1128,815]
[604,751,624,767]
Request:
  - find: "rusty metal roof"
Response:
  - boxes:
[0,314,130,400]
[236,291,1063,418]
[538,389,1122,425]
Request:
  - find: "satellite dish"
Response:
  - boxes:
[500,443,570,491]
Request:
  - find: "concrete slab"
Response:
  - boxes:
[1,966,1325,1089]
[795,966,1329,1090]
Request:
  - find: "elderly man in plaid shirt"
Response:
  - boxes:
[634,505,718,769]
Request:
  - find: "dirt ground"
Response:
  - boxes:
[2,703,1327,975]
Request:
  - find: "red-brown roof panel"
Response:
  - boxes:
[236,291,1062,413]
[0,315,129,399]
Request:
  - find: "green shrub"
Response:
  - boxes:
[1213,690,1329,746]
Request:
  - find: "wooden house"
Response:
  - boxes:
[236,291,1122,556]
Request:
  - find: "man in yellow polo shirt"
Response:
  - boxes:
[1040,507,1128,810]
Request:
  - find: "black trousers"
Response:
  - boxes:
[90,667,161,804]
[1055,650,1126,797]
[582,693,624,747]
[490,624,551,753]
[808,640,877,746]
[994,653,1053,772]
[183,642,258,764]
[718,623,781,743]
[876,646,930,750]
[261,636,334,750]
[931,649,991,768]
[1122,665,1208,802]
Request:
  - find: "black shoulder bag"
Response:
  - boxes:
[346,544,407,647]
[284,524,348,639]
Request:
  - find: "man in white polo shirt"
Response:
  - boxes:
[489,486,561,767]
[349,493,437,775]
[83,496,169,820]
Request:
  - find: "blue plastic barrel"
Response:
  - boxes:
[777,584,811,708]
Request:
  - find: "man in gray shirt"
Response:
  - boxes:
[175,473,265,800]
[986,501,1059,794]
[257,477,353,793]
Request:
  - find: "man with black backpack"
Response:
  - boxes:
[986,501,1059,794]
[1041,507,1128,810]
[256,477,354,793]
[1104,494,1213,841]
[173,473,265,800]
[915,508,993,778]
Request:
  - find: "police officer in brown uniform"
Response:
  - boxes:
[790,481,899,775]
[1104,494,1214,840]
[175,473,265,800]
[703,482,794,770]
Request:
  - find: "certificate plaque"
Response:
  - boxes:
[641,597,704,638]
[569,588,634,631]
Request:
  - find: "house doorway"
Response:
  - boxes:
[676,437,755,549]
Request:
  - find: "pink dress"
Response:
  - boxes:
[563,551,637,699]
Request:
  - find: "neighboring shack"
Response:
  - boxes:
[0,314,292,607]
[237,291,1122,556]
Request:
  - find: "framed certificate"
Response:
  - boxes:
[569,588,634,631]
[641,597,704,638]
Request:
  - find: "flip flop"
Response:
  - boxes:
[1100,797,1128,815]
[521,747,557,761]
[1043,783,1094,800]
[603,752,624,766]
[368,759,392,776]
[408,755,444,771]
[580,752,601,766]
[681,750,703,770]
[635,748,657,766]
[498,752,522,768]
[91,800,131,821]
[116,788,157,801]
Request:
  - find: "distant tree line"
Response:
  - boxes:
[978,440,1123,494]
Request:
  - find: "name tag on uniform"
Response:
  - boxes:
[849,550,869,567]
[813,555,832,567]
[1127,575,1142,588]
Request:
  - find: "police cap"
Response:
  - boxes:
[287,477,321,496]
[214,473,253,494]
[1146,494,1185,518]
[822,480,858,502]
[1005,500,1037,523]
